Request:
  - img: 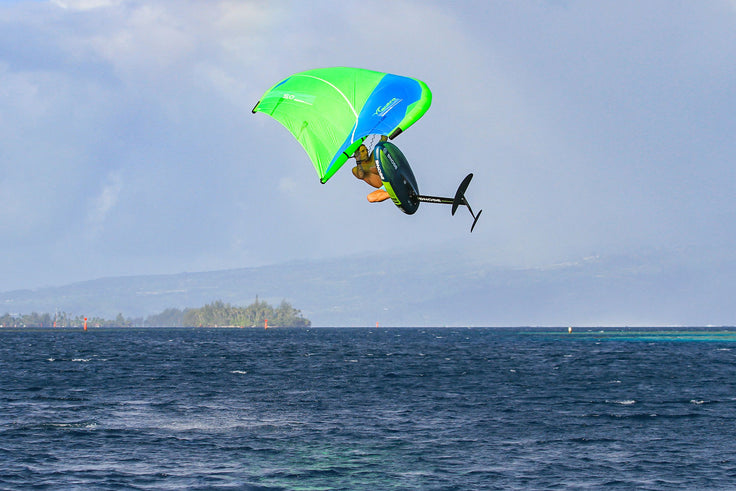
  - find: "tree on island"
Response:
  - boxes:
[0,311,137,328]
[181,298,310,327]
[0,299,310,328]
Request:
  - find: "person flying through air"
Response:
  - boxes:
[253,68,481,230]
[351,136,390,203]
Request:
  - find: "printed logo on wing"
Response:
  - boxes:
[374,98,402,117]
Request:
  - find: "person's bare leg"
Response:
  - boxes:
[367,189,390,202]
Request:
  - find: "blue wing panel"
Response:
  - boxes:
[323,74,424,179]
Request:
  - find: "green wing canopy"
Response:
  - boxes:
[252,67,432,183]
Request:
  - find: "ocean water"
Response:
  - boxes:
[2,327,736,490]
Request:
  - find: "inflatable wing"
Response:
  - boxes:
[252,67,432,183]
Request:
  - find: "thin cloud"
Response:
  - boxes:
[52,0,122,10]
[85,171,123,237]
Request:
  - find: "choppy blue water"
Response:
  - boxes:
[2,327,736,490]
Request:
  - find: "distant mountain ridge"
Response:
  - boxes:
[1,247,734,327]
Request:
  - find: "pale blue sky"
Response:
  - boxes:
[1,0,734,290]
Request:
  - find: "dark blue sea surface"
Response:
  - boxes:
[2,327,736,490]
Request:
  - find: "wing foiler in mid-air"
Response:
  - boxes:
[252,67,481,232]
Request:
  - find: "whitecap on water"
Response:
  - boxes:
[47,421,98,429]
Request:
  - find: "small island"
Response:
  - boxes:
[0,298,311,328]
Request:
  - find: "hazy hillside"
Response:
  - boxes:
[1,247,734,327]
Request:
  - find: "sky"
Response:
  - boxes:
[1,0,735,291]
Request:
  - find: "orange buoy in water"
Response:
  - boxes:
[84,317,88,331]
